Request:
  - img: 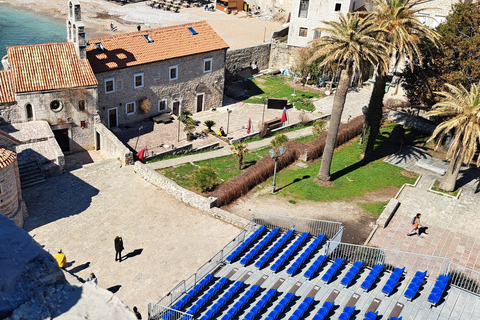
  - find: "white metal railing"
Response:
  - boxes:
[252,212,344,238]
[148,305,193,320]
[325,241,450,279]
[447,263,480,295]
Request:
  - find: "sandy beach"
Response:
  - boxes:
[3,0,284,49]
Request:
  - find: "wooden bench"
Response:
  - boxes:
[265,117,283,130]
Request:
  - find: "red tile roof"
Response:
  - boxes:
[86,21,229,73]
[0,70,15,104]
[7,42,98,93]
[0,148,16,169]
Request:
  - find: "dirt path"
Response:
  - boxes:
[224,185,399,245]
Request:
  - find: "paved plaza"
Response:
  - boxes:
[22,160,241,317]
[370,147,480,271]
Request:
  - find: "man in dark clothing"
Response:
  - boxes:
[114,236,124,262]
[133,306,142,319]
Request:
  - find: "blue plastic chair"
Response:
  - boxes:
[404,270,427,300]
[363,311,378,320]
[382,267,405,296]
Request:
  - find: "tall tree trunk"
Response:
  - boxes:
[315,66,353,182]
[439,153,463,192]
[363,74,387,159]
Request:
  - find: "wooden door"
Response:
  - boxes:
[108,108,117,127]
[172,101,180,116]
[196,94,204,113]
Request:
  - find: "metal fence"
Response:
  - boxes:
[149,222,256,319]
[148,305,193,320]
[447,263,480,295]
[325,241,450,279]
[252,212,344,239]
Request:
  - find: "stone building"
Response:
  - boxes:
[0,131,28,227]
[86,21,229,127]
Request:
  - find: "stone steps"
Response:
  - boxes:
[19,161,46,188]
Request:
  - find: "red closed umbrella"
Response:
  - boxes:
[136,147,146,162]
[247,118,251,134]
[281,107,287,123]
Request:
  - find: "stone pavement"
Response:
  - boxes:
[369,146,480,271]
[22,160,240,317]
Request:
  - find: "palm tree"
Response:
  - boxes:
[231,143,249,170]
[425,83,480,192]
[363,0,440,159]
[312,12,389,182]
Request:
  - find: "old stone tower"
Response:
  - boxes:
[66,0,86,59]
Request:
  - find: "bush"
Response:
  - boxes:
[270,134,289,150]
[312,119,327,136]
[193,167,220,193]
[204,120,216,131]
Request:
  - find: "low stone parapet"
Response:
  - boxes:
[376,198,400,228]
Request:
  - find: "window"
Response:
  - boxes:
[50,100,63,112]
[105,78,115,93]
[134,73,144,88]
[298,0,309,18]
[95,42,105,51]
[313,30,321,39]
[26,103,33,121]
[299,27,308,38]
[204,58,212,73]
[126,102,136,115]
[79,100,85,111]
[142,34,154,43]
[169,66,178,81]
[158,99,167,112]
[335,3,341,11]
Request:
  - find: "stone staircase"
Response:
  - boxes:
[19,161,46,188]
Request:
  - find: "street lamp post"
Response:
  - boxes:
[269,145,287,193]
[262,96,267,125]
[178,117,181,142]
[226,108,232,135]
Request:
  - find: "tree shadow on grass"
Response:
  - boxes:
[276,175,310,192]
[243,160,258,169]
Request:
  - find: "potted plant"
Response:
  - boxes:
[204,120,216,132]
[184,118,196,140]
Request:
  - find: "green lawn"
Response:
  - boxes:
[357,202,389,216]
[262,140,417,202]
[242,75,322,111]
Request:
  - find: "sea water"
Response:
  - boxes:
[0,3,66,60]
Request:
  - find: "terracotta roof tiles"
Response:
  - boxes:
[87,21,229,73]
[7,42,98,93]
[0,148,16,169]
[0,70,15,104]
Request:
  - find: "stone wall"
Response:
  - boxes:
[387,110,436,134]
[225,43,271,83]
[94,123,133,166]
[134,162,249,228]
[269,42,295,71]
[95,50,227,127]
[0,156,28,228]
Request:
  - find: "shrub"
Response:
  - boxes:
[299,110,309,125]
[193,167,220,193]
[231,143,249,170]
[270,134,289,150]
[183,118,196,135]
[204,120,216,131]
[312,119,327,136]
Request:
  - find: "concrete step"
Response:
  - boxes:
[19,161,45,188]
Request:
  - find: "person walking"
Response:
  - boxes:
[133,306,142,319]
[114,236,124,262]
[407,213,424,238]
[86,273,98,285]
[54,249,67,269]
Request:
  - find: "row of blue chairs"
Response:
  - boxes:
[339,306,356,320]
[364,311,378,320]
[287,234,326,276]
[382,267,405,296]
[361,264,384,291]
[271,232,310,272]
[289,296,314,320]
[240,228,279,266]
[312,300,334,320]
[226,226,265,263]
[200,280,243,320]
[428,274,450,306]
[405,270,427,300]
[244,288,277,320]
[255,230,294,269]
[304,255,327,280]
[165,274,214,319]
[341,261,364,287]
[221,284,260,320]
[183,277,228,317]
[266,292,295,320]
[322,258,345,283]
